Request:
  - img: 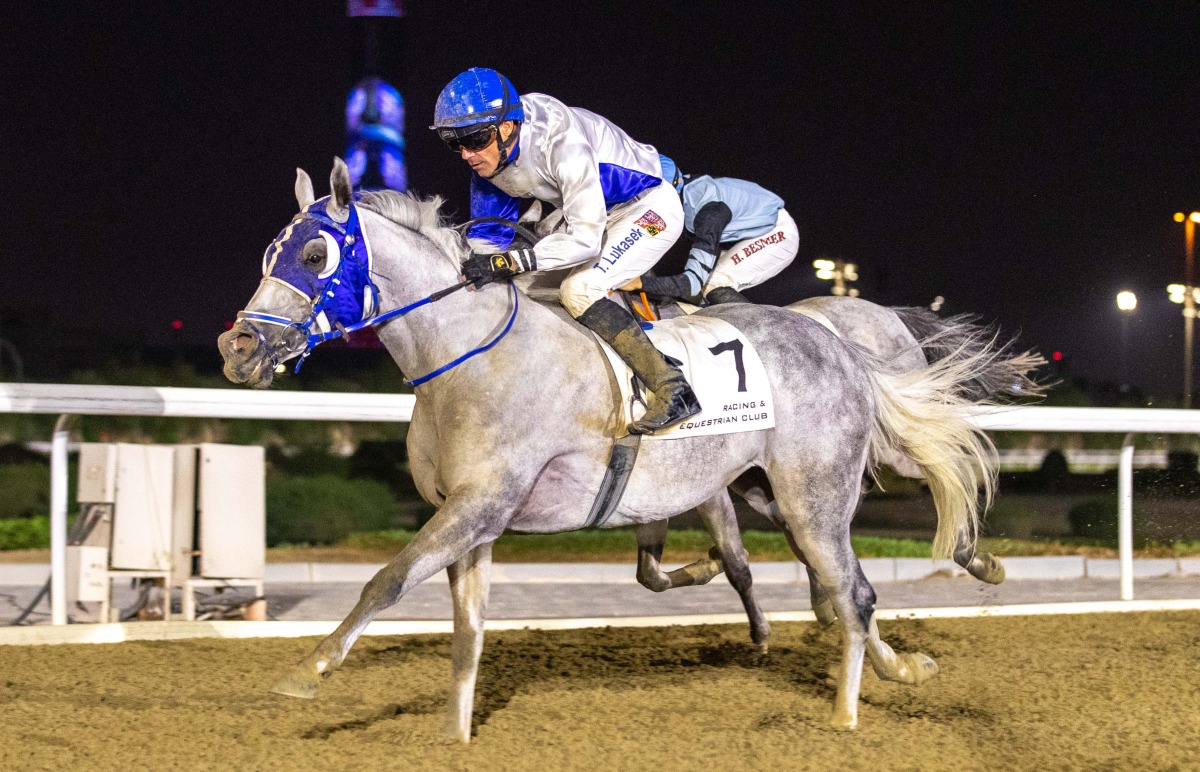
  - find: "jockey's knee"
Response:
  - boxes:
[560,273,609,318]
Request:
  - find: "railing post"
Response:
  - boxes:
[1118,432,1135,601]
[50,414,74,625]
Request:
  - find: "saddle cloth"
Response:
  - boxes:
[595,315,776,440]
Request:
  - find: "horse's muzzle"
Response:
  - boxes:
[218,325,274,389]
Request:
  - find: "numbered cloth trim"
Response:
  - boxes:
[592,316,775,439]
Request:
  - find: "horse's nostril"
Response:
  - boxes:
[230,332,256,355]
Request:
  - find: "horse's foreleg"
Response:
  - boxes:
[697,493,770,651]
[633,510,729,591]
[445,541,493,743]
[270,503,502,700]
[634,520,673,592]
[732,474,838,627]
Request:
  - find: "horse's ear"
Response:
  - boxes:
[329,157,352,212]
[295,168,315,210]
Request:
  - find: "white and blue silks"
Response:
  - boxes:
[466,92,670,272]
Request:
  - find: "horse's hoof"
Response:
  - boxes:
[441,721,472,744]
[813,599,838,626]
[900,652,939,685]
[968,553,1006,585]
[270,667,323,699]
[829,709,858,731]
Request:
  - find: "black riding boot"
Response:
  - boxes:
[705,286,751,305]
[577,298,702,434]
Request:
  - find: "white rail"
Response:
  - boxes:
[3,384,1199,624]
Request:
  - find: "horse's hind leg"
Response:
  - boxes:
[788,527,875,729]
[953,522,1006,584]
[445,542,493,743]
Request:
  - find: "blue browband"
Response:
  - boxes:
[241,202,517,387]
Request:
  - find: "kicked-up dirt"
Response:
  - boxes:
[1,612,1198,770]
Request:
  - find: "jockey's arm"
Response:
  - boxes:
[525,143,607,271]
[638,200,733,300]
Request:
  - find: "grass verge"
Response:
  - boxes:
[262,529,1200,564]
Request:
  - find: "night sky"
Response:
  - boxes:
[3,2,1198,395]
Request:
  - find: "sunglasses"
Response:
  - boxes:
[439,125,496,153]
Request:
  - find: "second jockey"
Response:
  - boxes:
[627,156,799,306]
[431,67,700,434]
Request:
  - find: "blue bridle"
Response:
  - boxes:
[239,201,518,387]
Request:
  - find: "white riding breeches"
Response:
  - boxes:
[705,208,799,293]
[558,183,685,317]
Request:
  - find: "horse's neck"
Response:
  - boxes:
[363,211,516,384]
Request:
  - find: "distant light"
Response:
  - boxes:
[1192,212,1200,223]
[171,320,183,330]
[1176,212,1186,222]
[224,321,235,331]
[1053,351,1064,362]
[815,269,835,280]
[1116,291,1137,311]
[812,259,835,271]
[930,295,944,312]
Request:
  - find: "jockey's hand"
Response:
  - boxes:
[460,248,537,288]
[620,277,644,292]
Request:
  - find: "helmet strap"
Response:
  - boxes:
[488,77,519,176]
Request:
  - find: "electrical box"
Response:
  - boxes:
[171,445,199,579]
[66,545,109,603]
[196,444,265,579]
[77,444,118,503]
[109,443,176,572]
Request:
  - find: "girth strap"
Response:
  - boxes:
[583,434,642,529]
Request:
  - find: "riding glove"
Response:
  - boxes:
[460,248,537,287]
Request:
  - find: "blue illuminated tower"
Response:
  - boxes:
[346,1,406,191]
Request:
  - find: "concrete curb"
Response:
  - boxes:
[4,556,1200,587]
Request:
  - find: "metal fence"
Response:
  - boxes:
[3,383,1199,624]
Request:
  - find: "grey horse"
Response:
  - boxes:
[219,160,1005,739]
[632,297,1043,628]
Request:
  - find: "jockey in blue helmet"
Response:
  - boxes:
[625,155,799,306]
[431,67,700,435]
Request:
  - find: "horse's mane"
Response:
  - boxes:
[357,190,466,267]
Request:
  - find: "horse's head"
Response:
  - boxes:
[219,158,373,388]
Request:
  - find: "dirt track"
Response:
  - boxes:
[2,613,1199,771]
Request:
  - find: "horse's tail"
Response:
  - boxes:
[890,306,1047,402]
[857,339,1001,561]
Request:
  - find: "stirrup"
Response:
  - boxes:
[631,383,702,434]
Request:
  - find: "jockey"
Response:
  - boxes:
[431,67,700,434]
[625,155,799,306]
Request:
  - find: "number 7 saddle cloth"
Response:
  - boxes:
[592,315,776,440]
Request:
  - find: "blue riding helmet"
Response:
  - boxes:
[430,67,524,130]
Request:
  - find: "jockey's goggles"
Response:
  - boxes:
[439,125,497,154]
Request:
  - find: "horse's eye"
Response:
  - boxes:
[302,239,327,270]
